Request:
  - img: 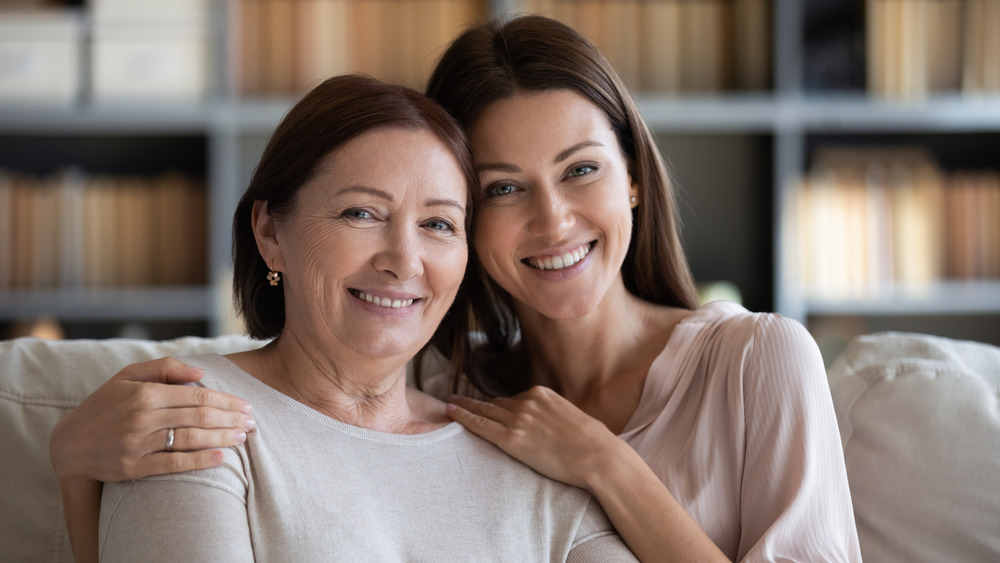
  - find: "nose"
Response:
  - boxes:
[527,184,574,240]
[371,224,424,281]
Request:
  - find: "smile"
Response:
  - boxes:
[350,290,415,308]
[526,243,592,271]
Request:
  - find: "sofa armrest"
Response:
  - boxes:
[828,332,1000,563]
[0,335,263,563]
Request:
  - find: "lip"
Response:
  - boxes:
[521,241,595,278]
[348,289,421,311]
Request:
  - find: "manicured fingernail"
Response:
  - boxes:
[446,403,457,412]
[447,394,458,402]
[240,403,253,415]
[244,416,256,431]
[233,430,247,443]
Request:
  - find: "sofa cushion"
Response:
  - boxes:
[828,332,1000,563]
[0,335,263,563]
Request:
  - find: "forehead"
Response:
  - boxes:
[302,126,468,204]
[467,89,617,160]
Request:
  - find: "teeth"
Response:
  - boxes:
[352,290,414,308]
[528,244,591,271]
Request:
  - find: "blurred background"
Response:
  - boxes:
[0,0,997,364]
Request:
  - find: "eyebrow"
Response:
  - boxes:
[335,185,393,200]
[335,185,464,213]
[554,141,603,164]
[475,140,604,173]
[425,198,466,213]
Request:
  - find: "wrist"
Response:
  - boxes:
[579,435,637,495]
[49,416,90,483]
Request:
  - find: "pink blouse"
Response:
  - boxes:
[620,301,861,561]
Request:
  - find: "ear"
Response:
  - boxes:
[251,200,284,271]
[628,175,639,208]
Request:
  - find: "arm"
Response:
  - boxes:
[101,469,252,560]
[49,357,255,562]
[447,388,728,563]
[566,498,639,563]
[735,317,861,561]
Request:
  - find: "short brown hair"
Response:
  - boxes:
[422,15,699,397]
[232,74,477,340]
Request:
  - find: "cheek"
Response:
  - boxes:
[472,208,509,258]
[432,243,469,295]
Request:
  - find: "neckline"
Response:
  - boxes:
[208,354,465,444]
[617,301,743,437]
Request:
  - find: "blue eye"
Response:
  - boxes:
[344,208,371,219]
[487,183,516,197]
[569,165,595,177]
[425,219,454,232]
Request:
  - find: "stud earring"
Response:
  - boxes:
[267,271,281,286]
[630,195,637,205]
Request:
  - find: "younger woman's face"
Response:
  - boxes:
[467,89,637,320]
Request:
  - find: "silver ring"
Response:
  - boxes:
[165,428,175,452]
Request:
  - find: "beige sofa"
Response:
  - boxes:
[1,332,998,562]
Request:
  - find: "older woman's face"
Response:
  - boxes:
[468,89,637,320]
[269,126,468,360]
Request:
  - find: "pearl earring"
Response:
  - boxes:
[630,195,637,204]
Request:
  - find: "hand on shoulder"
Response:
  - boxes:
[50,357,255,484]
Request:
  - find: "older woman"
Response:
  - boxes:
[77,74,635,562]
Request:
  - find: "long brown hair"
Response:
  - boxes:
[232,74,477,355]
[419,15,699,397]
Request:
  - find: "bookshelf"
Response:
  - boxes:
[0,0,998,354]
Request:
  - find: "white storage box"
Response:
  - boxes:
[0,10,82,105]
[91,0,210,27]
[91,24,209,104]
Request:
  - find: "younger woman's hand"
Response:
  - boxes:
[50,357,255,485]
[446,386,626,491]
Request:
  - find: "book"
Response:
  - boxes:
[600,0,641,89]
[0,172,10,290]
[262,0,296,95]
[640,0,682,93]
[56,169,86,288]
[238,0,261,95]
[926,0,963,92]
[734,0,771,91]
[962,0,986,94]
[351,0,387,81]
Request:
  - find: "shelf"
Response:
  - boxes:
[0,287,212,321]
[0,104,217,135]
[637,94,1000,133]
[801,282,1000,317]
[636,94,779,132]
[794,95,1000,132]
[4,94,1000,137]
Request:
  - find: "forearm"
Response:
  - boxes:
[59,478,102,563]
[584,441,729,563]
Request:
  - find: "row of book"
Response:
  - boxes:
[236,0,771,96]
[518,0,771,92]
[784,148,1000,300]
[237,0,488,95]
[867,0,1000,100]
[0,171,207,291]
